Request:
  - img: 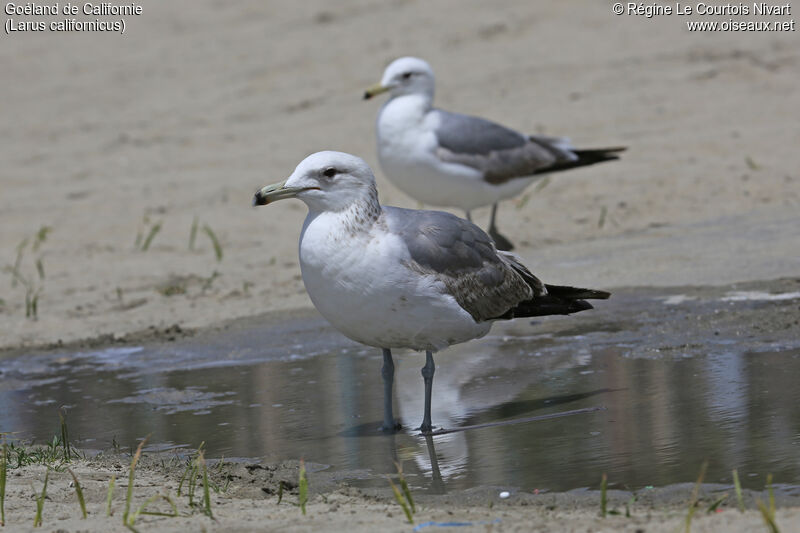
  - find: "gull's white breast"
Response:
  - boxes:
[376,96,536,211]
[298,210,491,351]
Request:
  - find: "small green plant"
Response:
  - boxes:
[33,468,50,527]
[128,492,178,526]
[202,224,223,262]
[277,480,285,504]
[514,193,531,209]
[683,460,708,533]
[175,443,215,518]
[754,474,781,533]
[767,473,775,517]
[201,270,221,292]
[533,176,551,193]
[67,468,88,519]
[242,281,254,295]
[107,475,116,516]
[298,459,308,515]
[733,469,745,512]
[189,218,223,261]
[3,226,50,319]
[5,435,79,470]
[198,450,213,518]
[189,216,199,250]
[745,156,760,171]
[388,461,415,524]
[625,494,636,517]
[58,408,75,462]
[135,215,162,252]
[600,472,608,517]
[122,436,149,529]
[756,500,781,533]
[598,205,608,228]
[1,443,7,526]
[706,493,728,513]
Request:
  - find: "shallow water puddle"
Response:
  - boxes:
[2,285,799,493]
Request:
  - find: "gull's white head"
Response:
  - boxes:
[363,56,435,101]
[253,151,379,213]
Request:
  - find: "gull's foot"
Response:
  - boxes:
[489,228,514,251]
[417,423,434,435]
[380,421,402,433]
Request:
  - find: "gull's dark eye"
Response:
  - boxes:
[402,72,412,80]
[323,167,338,178]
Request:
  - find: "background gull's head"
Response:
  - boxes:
[364,56,435,100]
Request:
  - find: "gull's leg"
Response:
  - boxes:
[487,203,514,251]
[381,348,399,432]
[419,351,436,433]
[464,210,472,223]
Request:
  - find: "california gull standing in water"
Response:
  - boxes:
[364,56,625,250]
[253,151,610,433]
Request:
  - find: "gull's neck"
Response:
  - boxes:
[307,184,383,236]
[381,92,433,122]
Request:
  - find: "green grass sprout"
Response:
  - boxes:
[388,461,415,524]
[1,443,7,526]
[683,460,708,533]
[756,499,781,533]
[202,224,223,261]
[67,468,87,518]
[533,176,551,193]
[514,193,531,210]
[189,216,199,250]
[140,222,162,252]
[598,205,608,229]
[706,493,728,513]
[58,408,74,462]
[388,477,413,524]
[3,229,50,319]
[733,469,745,512]
[107,475,116,516]
[123,435,150,528]
[298,459,308,515]
[600,473,608,518]
[33,468,50,527]
[625,494,636,517]
[130,493,178,523]
[198,450,214,518]
[767,473,775,518]
[394,461,415,514]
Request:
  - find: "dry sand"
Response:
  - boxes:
[2,0,799,530]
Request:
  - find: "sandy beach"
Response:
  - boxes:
[2,0,798,351]
[2,0,799,530]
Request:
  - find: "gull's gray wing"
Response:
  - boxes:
[383,206,538,322]
[432,109,577,185]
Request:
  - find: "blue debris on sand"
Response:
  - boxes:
[413,519,501,531]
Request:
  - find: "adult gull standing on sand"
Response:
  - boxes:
[364,56,625,250]
[253,151,610,433]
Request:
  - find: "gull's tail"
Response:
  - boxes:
[501,284,611,319]
[534,146,626,175]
